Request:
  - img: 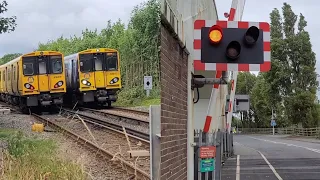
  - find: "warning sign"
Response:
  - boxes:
[200,146,216,158]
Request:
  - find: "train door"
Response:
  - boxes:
[3,69,6,93]
[71,59,77,90]
[6,67,11,94]
[10,64,14,94]
[12,63,19,96]
[38,56,49,92]
[93,53,105,88]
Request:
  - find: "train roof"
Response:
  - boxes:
[64,48,118,59]
[0,51,63,68]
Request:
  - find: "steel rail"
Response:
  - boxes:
[80,107,149,124]
[62,108,150,143]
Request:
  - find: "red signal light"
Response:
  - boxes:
[208,25,223,44]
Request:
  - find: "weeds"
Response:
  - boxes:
[0,129,87,180]
[114,87,160,107]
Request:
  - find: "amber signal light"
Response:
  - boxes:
[208,25,223,44]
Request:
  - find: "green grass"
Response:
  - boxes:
[0,128,18,139]
[0,129,86,180]
[114,87,161,107]
[114,97,160,107]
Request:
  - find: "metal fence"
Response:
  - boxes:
[237,127,320,138]
[193,129,234,180]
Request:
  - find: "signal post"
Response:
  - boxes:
[191,0,271,178]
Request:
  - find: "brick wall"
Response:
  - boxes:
[159,17,189,180]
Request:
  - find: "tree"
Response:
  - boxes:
[0,1,17,34]
[261,3,319,128]
[237,3,319,128]
[37,0,161,106]
[0,53,21,65]
[231,72,257,126]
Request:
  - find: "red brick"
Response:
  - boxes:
[160,23,188,180]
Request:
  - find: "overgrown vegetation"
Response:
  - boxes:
[0,129,86,180]
[37,0,161,107]
[235,3,319,128]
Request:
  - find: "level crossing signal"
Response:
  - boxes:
[193,20,271,72]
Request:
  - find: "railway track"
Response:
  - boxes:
[112,107,149,117]
[0,101,151,179]
[79,107,149,125]
[61,108,150,143]
[33,112,151,180]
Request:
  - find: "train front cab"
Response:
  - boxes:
[20,51,66,107]
[78,48,121,106]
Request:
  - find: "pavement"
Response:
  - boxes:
[221,135,320,180]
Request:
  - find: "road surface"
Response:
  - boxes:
[222,135,320,180]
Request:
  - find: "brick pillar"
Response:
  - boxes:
[159,17,189,180]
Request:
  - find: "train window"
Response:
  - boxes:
[79,54,93,72]
[23,63,34,75]
[38,60,47,74]
[7,69,10,80]
[105,52,118,71]
[3,71,5,81]
[94,54,103,71]
[0,72,1,81]
[50,55,63,74]
[13,66,16,80]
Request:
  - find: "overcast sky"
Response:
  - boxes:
[1,0,319,73]
[0,0,145,57]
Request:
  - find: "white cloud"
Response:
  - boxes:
[0,0,146,56]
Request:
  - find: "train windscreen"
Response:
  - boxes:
[79,54,94,72]
[22,56,36,76]
[105,52,118,71]
[50,55,63,74]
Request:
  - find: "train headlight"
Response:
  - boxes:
[54,81,64,88]
[110,77,119,84]
[24,83,35,90]
[81,79,91,86]
[82,80,88,85]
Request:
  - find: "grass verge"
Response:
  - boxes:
[114,97,160,107]
[114,87,160,107]
[0,129,86,180]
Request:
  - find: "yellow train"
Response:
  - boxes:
[0,51,66,112]
[63,48,122,107]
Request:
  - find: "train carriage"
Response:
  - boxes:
[64,48,121,107]
[0,51,66,112]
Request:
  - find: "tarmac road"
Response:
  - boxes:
[222,134,320,180]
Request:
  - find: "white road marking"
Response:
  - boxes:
[236,155,240,180]
[258,151,283,180]
[234,142,283,180]
[249,136,320,154]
